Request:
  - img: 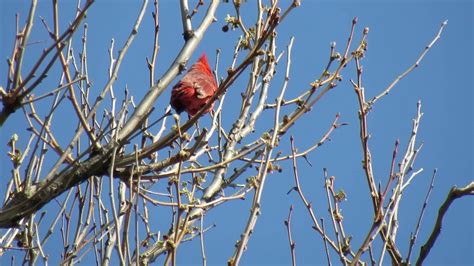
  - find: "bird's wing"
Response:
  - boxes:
[195,76,217,99]
[170,81,194,112]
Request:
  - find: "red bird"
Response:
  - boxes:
[170,53,218,116]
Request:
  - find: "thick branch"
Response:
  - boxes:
[415,182,474,266]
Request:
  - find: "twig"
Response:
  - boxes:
[0,0,93,126]
[326,174,350,264]
[231,0,249,38]
[0,0,150,229]
[241,114,346,164]
[12,0,37,90]
[141,191,247,210]
[368,245,376,266]
[105,146,125,265]
[323,174,345,264]
[343,17,358,60]
[321,218,332,266]
[189,0,204,18]
[367,20,448,108]
[229,36,295,265]
[377,139,400,221]
[147,0,160,87]
[406,169,437,263]
[290,137,350,264]
[34,223,48,265]
[43,3,99,149]
[134,146,141,266]
[351,25,406,263]
[378,102,424,265]
[199,215,207,266]
[21,77,86,104]
[284,205,296,266]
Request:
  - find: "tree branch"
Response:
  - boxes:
[416,182,474,266]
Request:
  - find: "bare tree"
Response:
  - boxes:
[0,1,472,265]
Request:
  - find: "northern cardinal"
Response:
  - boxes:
[170,53,218,116]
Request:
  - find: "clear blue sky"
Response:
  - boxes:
[0,0,472,265]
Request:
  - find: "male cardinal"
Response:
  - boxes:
[170,53,217,116]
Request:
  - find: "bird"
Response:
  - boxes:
[170,53,218,116]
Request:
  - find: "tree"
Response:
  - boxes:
[0,0,472,265]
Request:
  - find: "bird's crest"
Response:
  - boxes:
[195,53,213,76]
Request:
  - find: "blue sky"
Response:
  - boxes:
[0,0,472,265]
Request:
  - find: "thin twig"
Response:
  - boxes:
[199,215,207,266]
[147,0,160,87]
[321,218,332,266]
[12,0,37,90]
[367,21,448,108]
[284,205,296,266]
[406,169,437,263]
[290,137,350,264]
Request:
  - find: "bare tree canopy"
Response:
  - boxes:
[0,1,472,265]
